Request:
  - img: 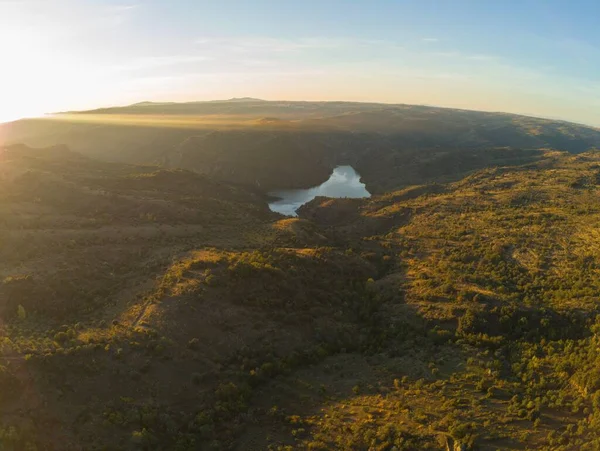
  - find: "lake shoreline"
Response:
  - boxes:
[268,165,371,216]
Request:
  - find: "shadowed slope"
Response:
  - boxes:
[2,100,599,193]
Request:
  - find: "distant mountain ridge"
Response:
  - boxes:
[1,99,600,192]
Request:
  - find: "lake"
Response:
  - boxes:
[268,165,371,216]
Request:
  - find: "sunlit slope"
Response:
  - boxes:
[301,149,600,316]
[248,150,600,450]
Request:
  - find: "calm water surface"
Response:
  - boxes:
[268,165,371,216]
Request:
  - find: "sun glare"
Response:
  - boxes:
[0,26,50,122]
[0,23,109,123]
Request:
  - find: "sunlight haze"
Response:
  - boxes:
[6,2,600,449]
[1,0,599,125]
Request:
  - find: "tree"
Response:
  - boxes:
[17,305,26,320]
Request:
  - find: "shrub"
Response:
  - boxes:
[187,338,200,350]
[17,305,26,320]
[54,332,68,343]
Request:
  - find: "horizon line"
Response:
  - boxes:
[1,98,598,130]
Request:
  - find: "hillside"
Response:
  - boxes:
[281,149,600,450]
[2,100,600,192]
[3,105,600,449]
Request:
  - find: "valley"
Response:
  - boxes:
[1,100,600,449]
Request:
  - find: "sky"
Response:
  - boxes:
[1,0,599,125]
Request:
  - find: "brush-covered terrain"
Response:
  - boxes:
[2,101,600,450]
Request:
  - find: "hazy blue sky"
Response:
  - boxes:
[1,0,599,124]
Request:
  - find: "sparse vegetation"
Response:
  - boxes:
[2,105,600,449]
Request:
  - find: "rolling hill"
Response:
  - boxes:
[2,102,600,449]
